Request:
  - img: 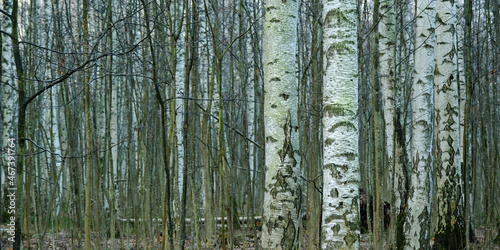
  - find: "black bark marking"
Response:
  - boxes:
[266,136,278,143]
[325,138,334,147]
[323,104,354,117]
[270,169,287,199]
[328,121,357,133]
[331,188,339,198]
[280,214,296,249]
[418,206,431,248]
[278,111,295,165]
[336,152,357,161]
[324,8,355,28]
[279,93,289,101]
[331,224,341,234]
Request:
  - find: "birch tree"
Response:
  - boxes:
[370,0,386,247]
[377,0,406,246]
[261,0,301,248]
[82,0,92,247]
[432,0,465,248]
[379,0,397,242]
[393,0,415,246]
[321,0,360,248]
[405,0,435,248]
[1,0,16,219]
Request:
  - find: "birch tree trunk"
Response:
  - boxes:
[261,0,301,248]
[379,0,397,245]
[432,0,465,248]
[252,0,265,218]
[201,42,215,249]
[405,0,435,248]
[321,0,360,248]
[1,0,17,221]
[105,0,117,247]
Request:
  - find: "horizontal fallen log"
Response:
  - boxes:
[117,216,262,225]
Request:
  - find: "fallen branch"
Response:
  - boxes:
[117,216,262,225]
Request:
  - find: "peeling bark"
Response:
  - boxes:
[432,0,466,249]
[261,0,300,249]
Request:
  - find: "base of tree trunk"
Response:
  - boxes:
[432,228,465,250]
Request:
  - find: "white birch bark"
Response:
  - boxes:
[53,0,70,205]
[110,72,118,181]
[108,12,118,246]
[380,0,396,196]
[402,0,414,185]
[56,87,69,210]
[433,0,465,247]
[405,0,435,248]
[1,0,16,145]
[392,1,414,246]
[456,5,466,162]
[321,0,360,248]
[1,0,17,207]
[261,0,300,248]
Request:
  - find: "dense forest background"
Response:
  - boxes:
[0,0,499,249]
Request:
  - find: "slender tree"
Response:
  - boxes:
[370,0,386,247]
[306,0,323,248]
[378,0,397,245]
[82,0,92,247]
[140,0,175,248]
[252,0,265,221]
[104,0,118,247]
[493,0,500,243]
[392,0,413,247]
[11,0,28,248]
[463,0,473,247]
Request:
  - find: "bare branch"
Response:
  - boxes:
[196,102,261,148]
[23,31,150,107]
[23,138,64,158]
[19,40,81,55]
[0,8,11,18]
[220,13,264,58]
[0,29,12,38]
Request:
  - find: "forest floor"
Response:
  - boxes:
[1,226,499,249]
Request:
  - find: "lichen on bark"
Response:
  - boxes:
[321,0,360,248]
[261,0,301,249]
